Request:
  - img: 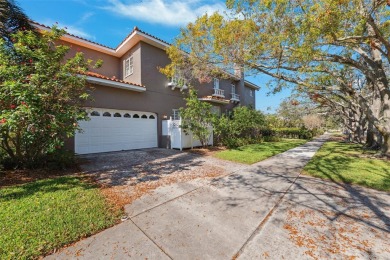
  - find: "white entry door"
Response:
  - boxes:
[75,108,158,154]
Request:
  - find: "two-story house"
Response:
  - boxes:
[34,23,260,154]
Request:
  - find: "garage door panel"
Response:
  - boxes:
[75,108,157,154]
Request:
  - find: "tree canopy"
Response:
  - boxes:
[165,0,390,154]
[0,27,101,168]
[0,0,34,44]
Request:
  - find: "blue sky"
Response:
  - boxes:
[18,0,291,113]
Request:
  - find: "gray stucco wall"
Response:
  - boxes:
[121,43,142,85]
[62,41,121,78]
[65,40,257,152]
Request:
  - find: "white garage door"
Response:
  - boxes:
[75,108,158,154]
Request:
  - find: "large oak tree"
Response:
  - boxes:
[165,0,390,154]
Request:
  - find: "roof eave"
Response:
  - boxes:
[33,23,116,55]
[198,98,230,104]
[245,81,260,90]
[86,76,146,92]
[224,71,260,90]
[115,31,169,56]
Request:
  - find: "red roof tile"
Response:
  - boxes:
[83,71,145,88]
[31,21,115,50]
[31,21,170,51]
[200,96,230,103]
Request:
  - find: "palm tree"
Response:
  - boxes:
[0,0,34,43]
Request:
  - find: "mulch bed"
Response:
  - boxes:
[0,167,81,188]
[186,146,227,156]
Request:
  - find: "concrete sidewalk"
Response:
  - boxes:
[46,135,390,259]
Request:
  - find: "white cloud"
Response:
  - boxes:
[78,12,95,24]
[104,0,227,27]
[66,25,95,40]
[40,19,95,41]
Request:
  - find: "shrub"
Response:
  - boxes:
[258,128,314,140]
[0,26,101,169]
[214,107,265,148]
[180,88,214,147]
[262,135,281,142]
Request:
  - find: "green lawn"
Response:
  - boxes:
[303,141,390,191]
[214,139,307,164]
[0,176,121,259]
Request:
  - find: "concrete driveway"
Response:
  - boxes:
[47,136,390,259]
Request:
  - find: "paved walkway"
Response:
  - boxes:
[47,135,390,259]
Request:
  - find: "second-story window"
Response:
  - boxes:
[250,89,254,97]
[231,84,236,94]
[172,109,180,120]
[124,56,134,77]
[213,78,219,89]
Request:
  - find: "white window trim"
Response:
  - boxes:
[129,56,134,75]
[250,89,254,97]
[124,56,134,77]
[213,78,219,89]
[172,109,180,120]
[231,84,236,94]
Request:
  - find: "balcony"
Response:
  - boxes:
[168,77,188,90]
[212,88,225,98]
[231,93,240,102]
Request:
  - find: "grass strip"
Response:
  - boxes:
[303,141,390,191]
[214,139,307,164]
[0,176,121,259]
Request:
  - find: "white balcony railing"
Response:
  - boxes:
[212,88,225,98]
[168,77,188,90]
[231,93,240,102]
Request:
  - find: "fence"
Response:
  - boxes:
[162,118,213,150]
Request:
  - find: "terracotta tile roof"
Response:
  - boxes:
[115,26,171,49]
[31,21,170,51]
[83,71,145,88]
[31,21,260,90]
[31,21,115,50]
[199,96,230,104]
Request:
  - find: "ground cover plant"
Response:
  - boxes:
[0,176,121,259]
[303,141,390,191]
[214,139,306,164]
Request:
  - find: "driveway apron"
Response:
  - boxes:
[47,135,389,259]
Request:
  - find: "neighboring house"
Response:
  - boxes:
[34,23,260,154]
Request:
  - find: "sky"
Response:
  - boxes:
[17,0,292,113]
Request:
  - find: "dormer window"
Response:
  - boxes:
[124,56,134,77]
[213,78,219,89]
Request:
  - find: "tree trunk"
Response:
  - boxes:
[382,133,390,155]
[366,121,375,147]
[364,18,390,154]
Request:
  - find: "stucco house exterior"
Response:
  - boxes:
[34,23,260,154]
